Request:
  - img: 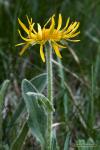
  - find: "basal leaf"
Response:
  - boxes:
[9,73,47,128]
[11,121,28,150]
[22,79,48,146]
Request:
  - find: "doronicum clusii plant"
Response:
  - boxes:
[16,14,80,150]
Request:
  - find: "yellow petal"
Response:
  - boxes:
[18,30,33,42]
[30,23,35,31]
[37,23,42,35]
[62,17,70,31]
[64,31,80,39]
[30,18,33,24]
[49,15,55,33]
[26,15,35,32]
[37,23,42,39]
[52,41,66,48]
[19,43,30,56]
[18,18,29,34]
[44,14,55,28]
[55,43,66,48]
[26,15,31,26]
[57,14,62,30]
[70,31,80,38]
[65,22,77,34]
[15,43,25,46]
[67,39,80,42]
[52,43,62,58]
[32,28,37,34]
[40,45,45,62]
[69,22,80,34]
[44,18,51,28]
[37,23,41,32]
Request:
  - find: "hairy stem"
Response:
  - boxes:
[45,42,53,150]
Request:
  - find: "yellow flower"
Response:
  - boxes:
[16,14,80,62]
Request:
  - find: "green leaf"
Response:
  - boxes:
[57,57,69,122]
[11,121,28,150]
[0,80,10,107]
[30,73,47,91]
[64,132,70,150]
[8,98,25,128]
[51,128,59,150]
[76,139,86,150]
[27,92,54,112]
[22,79,49,146]
[0,144,9,150]
[76,138,95,150]
[0,80,10,143]
[8,73,47,149]
[9,73,47,128]
[87,138,94,150]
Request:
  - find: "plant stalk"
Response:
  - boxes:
[45,42,53,150]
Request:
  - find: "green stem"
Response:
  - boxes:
[45,42,53,150]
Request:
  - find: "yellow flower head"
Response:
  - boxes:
[16,14,80,62]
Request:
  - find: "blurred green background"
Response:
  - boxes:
[0,0,100,149]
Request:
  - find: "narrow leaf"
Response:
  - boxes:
[0,80,10,143]
[11,121,28,150]
[51,128,59,150]
[64,132,70,150]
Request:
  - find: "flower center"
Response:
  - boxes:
[37,29,62,43]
